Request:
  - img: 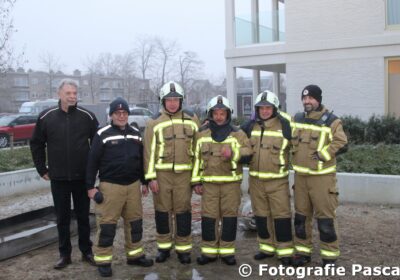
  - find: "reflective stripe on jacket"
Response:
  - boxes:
[144,109,200,180]
[248,116,291,180]
[191,127,252,184]
[291,106,347,175]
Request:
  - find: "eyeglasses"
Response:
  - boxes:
[113,111,129,117]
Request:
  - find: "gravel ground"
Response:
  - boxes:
[1,189,399,279]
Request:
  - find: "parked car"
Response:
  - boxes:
[0,114,37,148]
[128,107,153,131]
[106,106,153,132]
[19,99,58,115]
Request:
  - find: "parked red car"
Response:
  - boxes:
[0,114,37,148]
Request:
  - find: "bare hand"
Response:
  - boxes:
[221,145,233,160]
[42,173,50,181]
[87,188,98,199]
[141,185,149,197]
[193,184,203,195]
[149,180,159,194]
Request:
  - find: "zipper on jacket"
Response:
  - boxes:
[66,113,71,180]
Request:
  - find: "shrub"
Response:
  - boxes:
[0,147,34,172]
[337,144,400,175]
[341,115,400,144]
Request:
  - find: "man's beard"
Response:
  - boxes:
[304,104,313,112]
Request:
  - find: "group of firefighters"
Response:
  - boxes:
[31,79,348,278]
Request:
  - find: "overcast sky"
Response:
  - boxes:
[12,0,226,79]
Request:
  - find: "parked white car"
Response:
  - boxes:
[128,107,153,131]
[106,106,153,132]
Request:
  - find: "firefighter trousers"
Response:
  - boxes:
[200,182,241,258]
[152,171,192,253]
[249,176,294,258]
[294,173,340,260]
[94,181,144,265]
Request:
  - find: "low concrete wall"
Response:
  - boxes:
[241,169,400,205]
[1,168,399,205]
[0,168,49,197]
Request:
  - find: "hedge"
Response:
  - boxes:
[1,145,400,175]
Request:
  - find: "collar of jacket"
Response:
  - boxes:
[162,108,182,117]
[258,115,279,128]
[58,99,77,113]
[110,121,130,132]
[209,120,233,142]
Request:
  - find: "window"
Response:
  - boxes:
[14,77,29,87]
[234,0,285,46]
[386,0,400,27]
[388,58,400,117]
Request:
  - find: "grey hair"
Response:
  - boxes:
[58,78,78,92]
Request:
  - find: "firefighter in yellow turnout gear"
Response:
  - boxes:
[144,81,200,264]
[241,91,294,266]
[291,85,348,267]
[192,95,252,266]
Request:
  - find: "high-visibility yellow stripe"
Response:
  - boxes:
[175,244,192,251]
[249,129,289,178]
[293,122,332,133]
[295,245,312,254]
[219,248,235,255]
[94,255,113,262]
[146,118,199,179]
[201,247,218,254]
[251,130,284,137]
[157,242,173,249]
[320,249,340,257]
[293,164,336,175]
[192,135,243,183]
[276,248,294,256]
[260,243,275,253]
[127,247,144,256]
[250,170,289,179]
[200,175,243,182]
[155,163,193,170]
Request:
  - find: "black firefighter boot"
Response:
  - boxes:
[292,254,311,267]
[177,252,191,264]
[155,250,170,263]
[196,254,217,265]
[98,264,112,278]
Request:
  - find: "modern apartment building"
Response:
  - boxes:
[225,0,400,119]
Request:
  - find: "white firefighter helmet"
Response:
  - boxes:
[206,95,233,115]
[254,90,279,109]
[159,81,184,100]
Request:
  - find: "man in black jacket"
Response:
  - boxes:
[86,97,153,278]
[30,79,98,269]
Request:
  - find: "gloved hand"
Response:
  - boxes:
[93,191,104,204]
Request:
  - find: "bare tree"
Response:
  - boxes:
[96,52,120,76]
[133,35,155,81]
[178,51,204,105]
[154,36,178,88]
[83,55,102,103]
[39,51,64,98]
[0,0,25,74]
[114,52,136,103]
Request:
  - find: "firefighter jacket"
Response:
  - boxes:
[144,109,200,180]
[241,112,292,180]
[86,123,145,189]
[191,123,252,184]
[291,106,348,175]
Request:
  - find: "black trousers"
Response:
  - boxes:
[50,180,92,257]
